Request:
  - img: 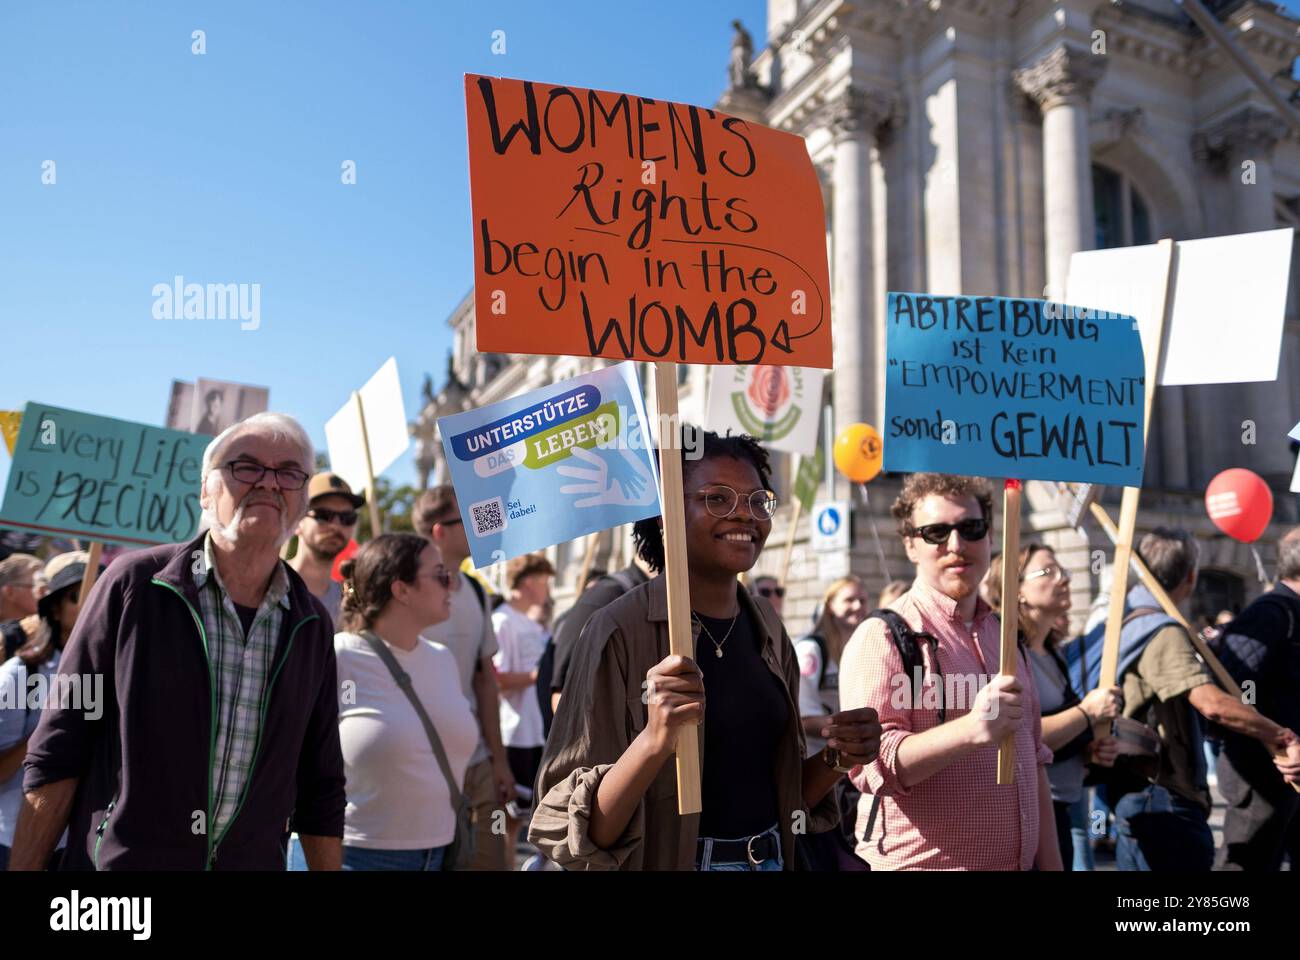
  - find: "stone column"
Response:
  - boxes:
[1015,46,1106,298]
[823,89,895,432]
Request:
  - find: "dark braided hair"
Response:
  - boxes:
[632,427,773,574]
[339,533,430,633]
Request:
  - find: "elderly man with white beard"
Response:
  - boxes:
[9,413,345,871]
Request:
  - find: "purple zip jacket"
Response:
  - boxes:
[22,533,345,870]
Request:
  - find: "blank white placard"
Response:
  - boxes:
[325,357,409,493]
[1067,227,1293,386]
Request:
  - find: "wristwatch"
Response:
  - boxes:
[821,744,854,774]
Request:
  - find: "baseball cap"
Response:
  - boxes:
[307,472,366,508]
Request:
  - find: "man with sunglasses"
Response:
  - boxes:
[749,576,786,619]
[12,413,346,871]
[289,472,364,626]
[840,472,1061,870]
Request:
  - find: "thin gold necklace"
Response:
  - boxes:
[692,610,739,658]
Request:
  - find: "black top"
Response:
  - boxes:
[695,606,789,839]
[1218,583,1300,783]
[232,601,259,640]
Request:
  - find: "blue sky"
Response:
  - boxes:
[0,0,766,491]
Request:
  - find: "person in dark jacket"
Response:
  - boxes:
[10,412,346,871]
[1214,526,1300,870]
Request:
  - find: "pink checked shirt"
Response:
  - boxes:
[839,578,1053,870]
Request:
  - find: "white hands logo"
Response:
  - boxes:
[557,445,656,508]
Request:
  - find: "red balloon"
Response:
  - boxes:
[1205,469,1273,543]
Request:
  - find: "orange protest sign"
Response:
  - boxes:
[465,75,832,368]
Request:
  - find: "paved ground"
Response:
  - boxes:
[511,768,1290,871]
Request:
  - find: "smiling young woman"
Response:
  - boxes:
[528,428,881,871]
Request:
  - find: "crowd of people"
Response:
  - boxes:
[1,410,1298,871]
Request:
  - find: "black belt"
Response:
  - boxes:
[697,829,779,866]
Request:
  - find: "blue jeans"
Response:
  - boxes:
[696,824,784,872]
[1068,794,1095,871]
[1115,784,1213,872]
[286,835,447,871]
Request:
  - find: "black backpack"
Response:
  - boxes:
[858,608,943,845]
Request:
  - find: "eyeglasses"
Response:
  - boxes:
[906,518,990,545]
[757,585,785,598]
[691,486,779,520]
[225,459,310,491]
[437,518,463,527]
[428,568,453,589]
[1025,563,1070,583]
[308,507,359,526]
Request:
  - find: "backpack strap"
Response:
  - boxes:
[464,573,488,613]
[861,609,942,846]
[1121,606,1163,628]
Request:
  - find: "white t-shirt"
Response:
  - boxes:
[795,637,839,757]
[421,573,499,766]
[491,605,547,749]
[335,632,478,850]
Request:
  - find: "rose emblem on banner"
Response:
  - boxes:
[733,366,802,441]
[747,367,790,420]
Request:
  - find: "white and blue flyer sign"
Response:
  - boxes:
[438,361,662,568]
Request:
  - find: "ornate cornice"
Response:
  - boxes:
[1015,45,1107,110]
[1191,105,1288,165]
[819,87,902,142]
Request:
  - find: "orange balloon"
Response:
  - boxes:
[834,423,883,483]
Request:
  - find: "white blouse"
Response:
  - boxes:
[334,632,477,850]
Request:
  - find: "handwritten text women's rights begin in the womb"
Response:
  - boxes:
[474,78,760,250]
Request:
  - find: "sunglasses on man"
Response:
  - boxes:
[307,507,359,526]
[905,517,990,545]
[757,585,786,599]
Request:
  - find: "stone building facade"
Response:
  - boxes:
[413,0,1300,634]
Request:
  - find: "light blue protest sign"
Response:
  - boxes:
[1290,421,1300,443]
[0,402,206,547]
[438,362,661,567]
[882,292,1145,485]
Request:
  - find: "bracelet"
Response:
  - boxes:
[1075,705,1090,726]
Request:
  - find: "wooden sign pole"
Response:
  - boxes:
[1087,498,1300,792]
[653,361,702,815]
[1098,237,1177,690]
[778,489,804,587]
[996,479,1022,785]
[576,530,600,594]
[78,541,104,603]
[352,390,384,539]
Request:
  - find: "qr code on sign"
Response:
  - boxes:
[469,497,507,537]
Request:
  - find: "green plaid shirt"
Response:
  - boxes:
[195,534,291,841]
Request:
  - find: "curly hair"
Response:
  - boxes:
[890,473,994,539]
[632,427,773,574]
[338,533,430,633]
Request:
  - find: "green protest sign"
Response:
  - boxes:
[794,446,824,513]
[0,402,207,547]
